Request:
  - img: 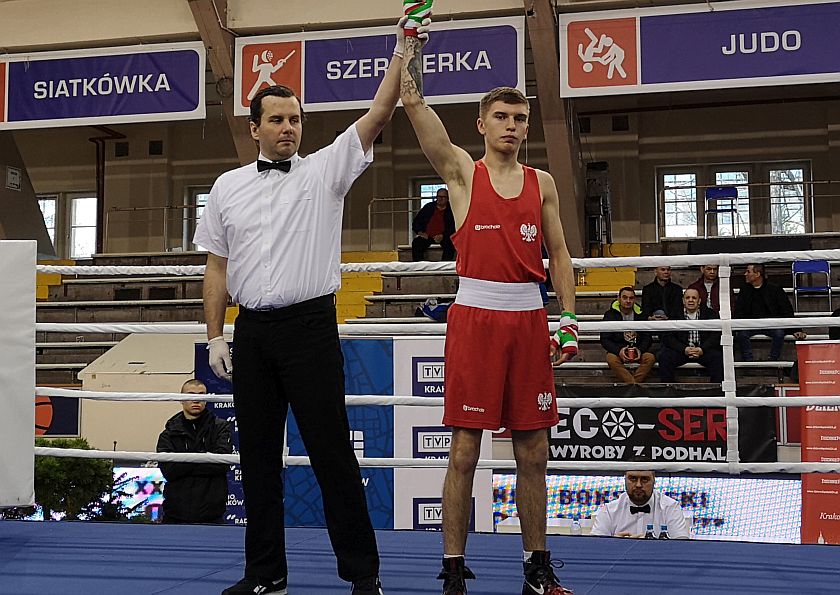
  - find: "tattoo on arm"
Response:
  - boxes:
[403,36,424,99]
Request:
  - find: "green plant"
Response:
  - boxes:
[89,469,154,522]
[34,437,113,520]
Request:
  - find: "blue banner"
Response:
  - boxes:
[640,3,840,84]
[303,26,518,106]
[285,338,395,529]
[194,338,396,528]
[235,17,524,113]
[560,0,840,97]
[1,43,205,129]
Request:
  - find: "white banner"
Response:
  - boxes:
[393,337,493,531]
[0,241,35,506]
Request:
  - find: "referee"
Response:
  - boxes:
[195,19,429,595]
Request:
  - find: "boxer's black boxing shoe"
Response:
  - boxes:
[522,551,573,595]
[437,557,476,594]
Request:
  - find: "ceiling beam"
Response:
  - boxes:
[525,0,586,257]
[188,0,256,165]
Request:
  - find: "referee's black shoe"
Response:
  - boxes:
[220,576,287,595]
[351,576,384,594]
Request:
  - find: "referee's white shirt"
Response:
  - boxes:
[590,491,690,539]
[193,124,372,310]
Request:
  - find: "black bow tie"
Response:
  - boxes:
[257,159,292,173]
[630,504,651,515]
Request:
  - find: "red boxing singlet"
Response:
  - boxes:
[451,160,546,283]
[443,160,557,431]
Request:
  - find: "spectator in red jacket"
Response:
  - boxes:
[687,265,721,311]
[411,188,455,261]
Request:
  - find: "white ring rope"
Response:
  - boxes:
[31,447,840,474]
[35,387,445,407]
[37,265,208,276]
[33,316,840,337]
[35,248,840,276]
[32,248,840,478]
[32,387,840,408]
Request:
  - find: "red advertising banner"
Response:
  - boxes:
[796,341,840,545]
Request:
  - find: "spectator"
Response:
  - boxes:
[641,266,683,321]
[600,287,655,383]
[734,263,806,361]
[156,379,232,525]
[590,467,689,539]
[687,265,721,311]
[411,188,455,261]
[658,288,724,383]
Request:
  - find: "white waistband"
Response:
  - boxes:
[455,277,544,311]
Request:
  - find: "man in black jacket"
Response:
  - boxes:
[600,287,655,383]
[658,288,724,383]
[641,266,683,321]
[734,263,806,360]
[411,187,455,261]
[156,379,233,524]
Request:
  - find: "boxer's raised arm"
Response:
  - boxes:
[400,35,473,189]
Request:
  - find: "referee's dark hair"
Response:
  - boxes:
[625,454,655,477]
[249,85,306,124]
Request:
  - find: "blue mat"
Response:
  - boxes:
[1,521,838,594]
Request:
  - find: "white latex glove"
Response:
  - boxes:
[394,16,431,58]
[207,336,232,381]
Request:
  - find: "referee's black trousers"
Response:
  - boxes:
[232,294,379,583]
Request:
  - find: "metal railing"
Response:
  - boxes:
[658,179,840,240]
[104,204,200,253]
[367,196,419,251]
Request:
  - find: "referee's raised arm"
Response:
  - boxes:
[354,18,416,153]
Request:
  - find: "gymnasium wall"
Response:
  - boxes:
[3,1,840,252]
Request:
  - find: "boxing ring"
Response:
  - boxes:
[4,241,840,593]
[2,521,839,593]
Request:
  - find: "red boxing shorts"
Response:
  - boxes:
[443,303,558,430]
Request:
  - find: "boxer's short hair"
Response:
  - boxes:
[479,87,529,119]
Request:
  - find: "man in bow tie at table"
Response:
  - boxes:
[194,13,431,595]
[590,467,690,539]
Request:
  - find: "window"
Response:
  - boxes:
[418,182,447,208]
[714,171,750,237]
[658,161,811,239]
[769,167,806,235]
[662,172,698,238]
[37,195,57,249]
[69,196,97,258]
[184,186,211,251]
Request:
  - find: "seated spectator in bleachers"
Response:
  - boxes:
[687,265,721,311]
[590,466,689,539]
[641,266,683,321]
[600,287,655,384]
[734,263,806,361]
[411,188,455,261]
[658,288,723,383]
[156,379,232,524]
